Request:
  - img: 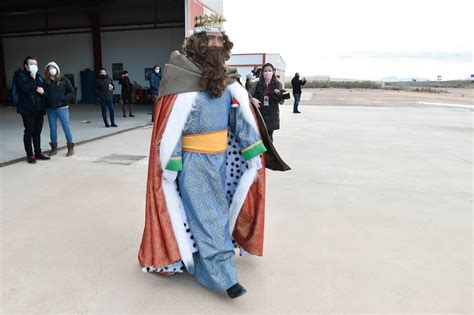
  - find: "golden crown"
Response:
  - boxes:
[194,14,226,33]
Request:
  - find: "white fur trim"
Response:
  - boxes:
[226,82,262,239]
[159,92,197,273]
[227,82,259,134]
[162,181,195,273]
[159,92,197,167]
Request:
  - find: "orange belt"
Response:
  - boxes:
[182,129,228,154]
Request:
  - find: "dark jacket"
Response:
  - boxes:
[118,76,132,99]
[44,77,74,109]
[252,79,283,131]
[291,77,306,94]
[14,69,46,115]
[95,76,114,101]
[149,71,161,96]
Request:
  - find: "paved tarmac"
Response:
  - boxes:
[0,101,472,313]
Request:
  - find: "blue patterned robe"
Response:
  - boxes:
[166,90,264,291]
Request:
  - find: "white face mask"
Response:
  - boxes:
[49,68,58,76]
[28,64,38,73]
[154,68,160,73]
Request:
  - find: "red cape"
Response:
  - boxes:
[138,95,267,269]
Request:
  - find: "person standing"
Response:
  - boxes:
[118,70,134,117]
[138,14,291,299]
[251,63,283,141]
[95,68,117,127]
[14,56,50,164]
[43,61,76,157]
[291,72,306,113]
[149,65,161,122]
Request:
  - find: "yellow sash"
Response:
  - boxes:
[182,129,228,154]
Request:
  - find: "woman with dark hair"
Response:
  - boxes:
[119,70,134,117]
[251,63,283,140]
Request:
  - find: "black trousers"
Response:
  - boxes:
[122,96,133,116]
[21,112,44,156]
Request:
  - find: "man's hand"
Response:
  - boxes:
[273,89,281,94]
[252,97,261,108]
[36,87,44,95]
[108,84,114,91]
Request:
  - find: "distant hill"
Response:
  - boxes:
[285,75,445,83]
[285,75,364,82]
[382,76,430,82]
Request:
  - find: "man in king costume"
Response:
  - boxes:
[138,14,290,299]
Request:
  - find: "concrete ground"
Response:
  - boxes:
[0,96,472,313]
[299,87,474,107]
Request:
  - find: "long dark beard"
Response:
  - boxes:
[200,47,227,98]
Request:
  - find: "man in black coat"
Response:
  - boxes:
[95,68,117,127]
[291,72,306,114]
[14,56,50,163]
[118,70,134,117]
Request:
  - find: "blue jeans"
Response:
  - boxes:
[47,107,73,143]
[293,93,301,112]
[100,99,115,125]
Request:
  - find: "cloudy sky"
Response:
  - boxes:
[223,0,472,80]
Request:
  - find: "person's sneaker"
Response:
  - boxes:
[129,114,135,117]
[111,124,118,127]
[27,156,37,164]
[35,153,50,160]
[105,123,110,128]
[226,283,247,299]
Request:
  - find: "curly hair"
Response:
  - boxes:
[182,32,234,98]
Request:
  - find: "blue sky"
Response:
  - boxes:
[224,0,472,80]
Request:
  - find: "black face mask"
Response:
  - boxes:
[100,74,107,79]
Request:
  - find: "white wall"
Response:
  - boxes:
[234,66,254,80]
[3,33,93,99]
[101,28,184,89]
[266,54,286,72]
[228,54,264,65]
[2,27,184,102]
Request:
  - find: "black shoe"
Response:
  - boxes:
[123,114,127,117]
[226,283,247,299]
[111,124,118,127]
[105,123,110,128]
[27,156,37,164]
[35,153,50,160]
[129,114,135,117]
[293,111,301,114]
